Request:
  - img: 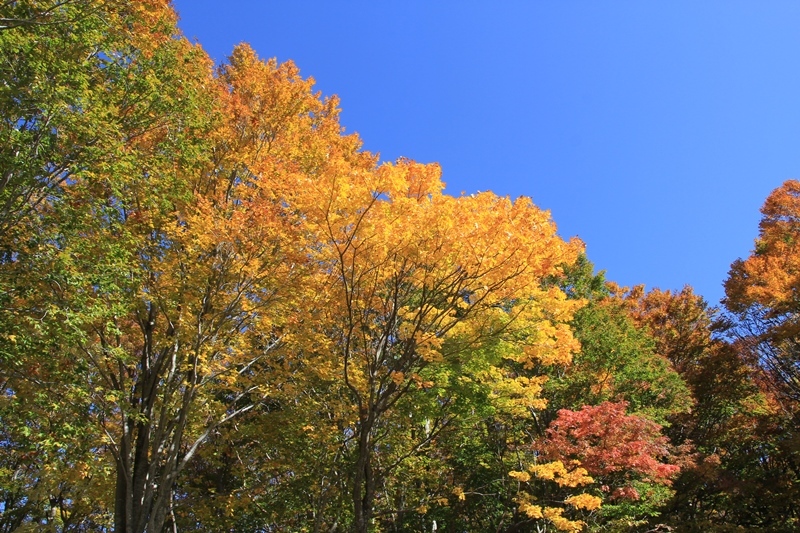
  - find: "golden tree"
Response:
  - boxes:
[284,157,583,532]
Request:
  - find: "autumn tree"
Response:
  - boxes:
[534,402,681,532]
[272,157,582,532]
[725,179,800,404]
[713,180,800,530]
[164,135,585,533]
[0,1,359,528]
[1,1,213,529]
[628,286,799,531]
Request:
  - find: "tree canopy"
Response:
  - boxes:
[0,2,797,532]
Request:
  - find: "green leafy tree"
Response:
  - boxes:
[544,259,692,426]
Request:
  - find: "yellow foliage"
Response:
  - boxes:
[565,493,602,511]
[519,502,543,519]
[509,470,532,483]
[489,372,550,417]
[544,507,586,532]
[529,461,594,488]
[512,460,599,533]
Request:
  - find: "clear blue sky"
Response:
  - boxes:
[173,1,800,307]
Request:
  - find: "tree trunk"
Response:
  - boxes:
[353,414,376,533]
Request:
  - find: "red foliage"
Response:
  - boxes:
[541,402,680,489]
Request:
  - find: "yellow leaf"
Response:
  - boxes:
[565,493,602,511]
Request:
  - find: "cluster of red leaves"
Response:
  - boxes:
[541,402,680,498]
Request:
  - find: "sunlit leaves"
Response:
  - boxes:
[725,180,800,404]
[7,3,787,532]
[511,460,595,532]
[511,402,684,532]
[542,402,681,487]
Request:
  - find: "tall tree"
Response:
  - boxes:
[290,158,582,532]
[725,179,800,404]
[543,259,692,426]
[0,2,358,527]
[630,286,798,531]
[1,1,211,529]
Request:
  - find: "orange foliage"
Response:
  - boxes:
[725,180,800,402]
[726,180,800,319]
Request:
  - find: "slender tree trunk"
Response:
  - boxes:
[114,460,128,533]
[353,414,376,533]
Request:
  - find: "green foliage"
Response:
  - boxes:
[550,253,611,301]
[559,300,692,424]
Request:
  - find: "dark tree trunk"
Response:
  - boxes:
[353,414,376,533]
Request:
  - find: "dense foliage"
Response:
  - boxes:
[1,2,797,531]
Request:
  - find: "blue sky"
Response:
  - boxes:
[174,1,800,307]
